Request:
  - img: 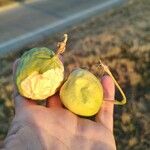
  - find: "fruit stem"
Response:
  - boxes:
[56,34,68,55]
[99,59,126,105]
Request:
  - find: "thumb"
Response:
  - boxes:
[96,75,115,132]
[13,59,36,114]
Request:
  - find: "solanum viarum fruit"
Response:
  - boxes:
[15,34,68,100]
[60,68,103,116]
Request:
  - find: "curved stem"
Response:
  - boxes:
[99,59,126,105]
[56,34,68,55]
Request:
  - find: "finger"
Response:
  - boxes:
[12,59,36,113]
[46,93,62,108]
[96,75,115,132]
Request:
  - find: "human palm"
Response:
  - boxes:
[3,61,116,150]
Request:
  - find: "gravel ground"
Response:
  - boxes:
[0,0,150,149]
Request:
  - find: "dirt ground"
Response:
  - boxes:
[0,0,14,7]
[0,0,150,149]
[0,0,27,7]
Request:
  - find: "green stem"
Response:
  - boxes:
[99,59,126,105]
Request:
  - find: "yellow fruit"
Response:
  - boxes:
[60,68,103,116]
[15,47,64,100]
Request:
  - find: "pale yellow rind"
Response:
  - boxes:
[21,67,64,100]
[60,69,103,116]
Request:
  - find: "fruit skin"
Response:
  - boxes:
[15,47,64,100]
[60,68,103,116]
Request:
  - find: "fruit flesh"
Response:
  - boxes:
[20,68,63,100]
[15,47,64,100]
[60,68,103,116]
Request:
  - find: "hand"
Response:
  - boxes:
[3,60,116,150]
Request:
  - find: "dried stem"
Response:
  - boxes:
[99,59,126,105]
[56,34,68,55]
